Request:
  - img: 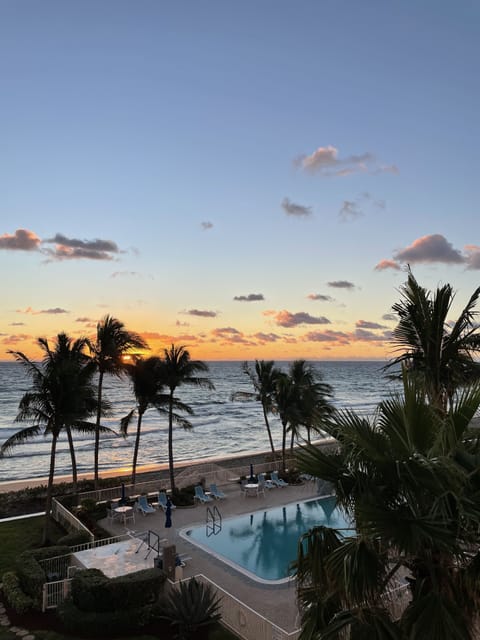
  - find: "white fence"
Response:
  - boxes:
[42,578,72,611]
[186,574,300,640]
[52,498,93,542]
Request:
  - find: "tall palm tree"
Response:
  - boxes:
[1,334,105,543]
[386,268,480,412]
[295,375,480,640]
[89,315,147,488]
[232,360,281,455]
[161,344,214,493]
[273,372,298,472]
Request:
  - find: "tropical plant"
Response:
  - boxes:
[232,360,281,455]
[294,374,480,640]
[1,333,109,543]
[89,315,147,488]
[386,268,480,412]
[161,345,214,493]
[120,356,167,485]
[158,577,221,640]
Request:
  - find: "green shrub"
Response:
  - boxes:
[58,599,156,637]
[172,485,195,507]
[57,530,92,546]
[1,571,34,614]
[16,546,72,608]
[71,567,166,613]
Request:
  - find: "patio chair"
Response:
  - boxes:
[271,471,289,487]
[256,477,267,497]
[106,506,121,523]
[258,473,275,489]
[157,491,177,511]
[209,483,226,499]
[136,494,156,516]
[194,485,213,503]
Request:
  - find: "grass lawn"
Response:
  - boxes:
[0,516,238,640]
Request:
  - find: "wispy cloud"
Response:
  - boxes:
[382,313,397,322]
[1,333,33,346]
[201,221,213,230]
[264,310,331,328]
[182,309,218,318]
[16,306,69,315]
[327,280,356,290]
[338,192,386,222]
[356,320,387,330]
[252,332,281,343]
[281,197,312,217]
[233,293,265,302]
[464,245,480,270]
[111,271,151,279]
[211,327,256,346]
[0,229,41,251]
[295,145,398,177]
[303,330,350,344]
[307,293,334,301]
[75,317,93,323]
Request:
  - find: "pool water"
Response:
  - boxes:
[182,496,353,582]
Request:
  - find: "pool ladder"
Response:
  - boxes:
[206,505,222,537]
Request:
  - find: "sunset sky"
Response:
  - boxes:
[1,1,479,361]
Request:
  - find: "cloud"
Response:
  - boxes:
[176,320,190,327]
[265,310,331,328]
[303,330,350,345]
[295,145,399,177]
[211,327,255,345]
[393,234,464,265]
[281,198,312,217]
[252,332,281,343]
[1,333,33,345]
[355,328,393,342]
[0,229,41,251]
[307,294,334,301]
[465,245,480,270]
[356,320,387,330]
[382,313,397,322]
[374,259,401,271]
[16,306,69,315]
[233,293,265,302]
[75,317,93,323]
[111,271,148,279]
[339,200,363,222]
[43,233,119,261]
[182,309,218,318]
[327,280,355,290]
[9,322,25,326]
[201,221,213,230]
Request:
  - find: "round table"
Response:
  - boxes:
[244,483,259,497]
[114,505,134,525]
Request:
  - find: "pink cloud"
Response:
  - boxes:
[0,229,41,251]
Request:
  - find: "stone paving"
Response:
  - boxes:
[0,599,35,640]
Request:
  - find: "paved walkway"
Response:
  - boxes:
[0,600,35,640]
[102,479,322,633]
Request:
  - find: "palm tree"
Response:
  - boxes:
[1,333,105,543]
[232,360,281,455]
[89,315,148,488]
[295,375,480,640]
[273,372,298,472]
[161,344,214,493]
[386,268,480,412]
[120,356,167,485]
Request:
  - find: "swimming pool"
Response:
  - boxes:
[181,496,353,583]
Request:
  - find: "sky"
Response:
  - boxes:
[1,1,479,362]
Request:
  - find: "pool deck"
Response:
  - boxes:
[100,479,321,633]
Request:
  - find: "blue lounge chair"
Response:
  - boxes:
[136,494,156,515]
[158,491,176,511]
[209,483,226,499]
[271,471,288,487]
[258,473,275,489]
[194,485,213,503]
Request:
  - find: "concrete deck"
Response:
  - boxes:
[99,479,321,633]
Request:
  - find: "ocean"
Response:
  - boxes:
[0,360,400,483]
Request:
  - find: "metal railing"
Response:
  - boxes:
[42,578,72,611]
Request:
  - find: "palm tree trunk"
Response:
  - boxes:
[43,434,58,545]
[132,412,143,486]
[94,370,104,489]
[281,420,287,472]
[262,404,276,455]
[290,428,295,453]
[168,390,175,493]
[65,425,78,492]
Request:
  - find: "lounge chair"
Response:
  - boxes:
[209,483,226,499]
[136,494,156,516]
[271,471,288,487]
[157,491,176,511]
[194,485,213,503]
[258,473,275,489]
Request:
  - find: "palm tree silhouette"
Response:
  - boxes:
[161,344,214,493]
[2,333,105,543]
[89,315,147,488]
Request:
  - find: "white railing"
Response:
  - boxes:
[70,534,130,553]
[42,578,72,611]
[52,498,94,542]
[176,574,300,640]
